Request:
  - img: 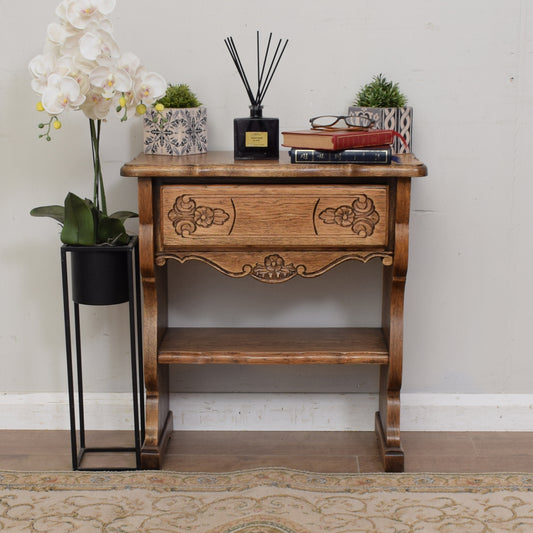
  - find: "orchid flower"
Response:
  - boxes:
[41,73,85,115]
[29,53,62,94]
[80,88,112,119]
[64,61,92,95]
[62,0,117,29]
[79,29,119,61]
[133,70,167,106]
[89,65,131,98]
[47,21,79,46]
[117,52,141,78]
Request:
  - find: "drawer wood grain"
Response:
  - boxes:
[160,185,389,249]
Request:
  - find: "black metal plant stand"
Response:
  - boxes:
[61,236,144,470]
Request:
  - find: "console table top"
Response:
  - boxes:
[121,151,427,179]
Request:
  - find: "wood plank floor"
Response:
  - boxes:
[1,431,533,472]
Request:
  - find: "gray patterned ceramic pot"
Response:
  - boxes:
[143,106,207,156]
[348,106,413,154]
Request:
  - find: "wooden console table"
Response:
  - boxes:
[121,151,427,471]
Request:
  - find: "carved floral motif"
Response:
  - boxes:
[168,195,229,236]
[156,251,394,279]
[319,194,380,237]
[251,254,297,281]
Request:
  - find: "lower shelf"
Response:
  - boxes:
[158,327,389,365]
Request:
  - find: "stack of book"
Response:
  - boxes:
[281,128,395,164]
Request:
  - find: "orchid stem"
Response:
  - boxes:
[90,119,107,216]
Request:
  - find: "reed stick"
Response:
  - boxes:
[257,38,288,105]
[225,31,288,108]
[224,38,255,104]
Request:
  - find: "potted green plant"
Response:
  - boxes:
[143,83,207,156]
[348,74,413,154]
[29,0,166,304]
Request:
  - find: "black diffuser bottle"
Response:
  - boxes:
[234,104,279,160]
[225,32,288,160]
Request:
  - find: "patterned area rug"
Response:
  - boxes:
[1,469,533,532]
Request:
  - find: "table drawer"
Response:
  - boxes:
[160,185,389,249]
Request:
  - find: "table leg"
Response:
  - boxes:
[140,264,173,469]
[377,178,411,472]
[138,177,173,469]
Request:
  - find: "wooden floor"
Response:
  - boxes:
[1,431,533,472]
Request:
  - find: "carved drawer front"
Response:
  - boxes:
[160,185,388,249]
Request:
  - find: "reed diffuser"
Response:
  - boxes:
[225,32,288,159]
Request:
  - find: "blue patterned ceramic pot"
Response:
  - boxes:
[348,106,413,154]
[143,106,207,156]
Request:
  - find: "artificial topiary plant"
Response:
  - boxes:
[156,84,201,108]
[355,74,407,108]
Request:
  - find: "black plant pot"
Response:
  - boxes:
[67,240,134,306]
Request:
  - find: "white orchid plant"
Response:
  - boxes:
[29,0,167,246]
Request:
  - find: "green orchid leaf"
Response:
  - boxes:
[84,198,100,228]
[31,194,133,246]
[60,192,95,245]
[97,215,129,245]
[30,205,65,224]
[109,210,138,223]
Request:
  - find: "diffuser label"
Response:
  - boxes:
[246,131,268,147]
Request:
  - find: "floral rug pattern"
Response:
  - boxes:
[1,469,533,532]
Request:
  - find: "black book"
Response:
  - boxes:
[289,146,391,164]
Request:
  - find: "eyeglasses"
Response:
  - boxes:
[309,115,376,130]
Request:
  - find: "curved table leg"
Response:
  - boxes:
[377,177,411,472]
[138,178,173,469]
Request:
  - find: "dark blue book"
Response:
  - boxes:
[289,146,391,164]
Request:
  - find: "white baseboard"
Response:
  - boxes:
[1,392,533,431]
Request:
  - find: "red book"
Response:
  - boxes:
[282,129,395,151]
